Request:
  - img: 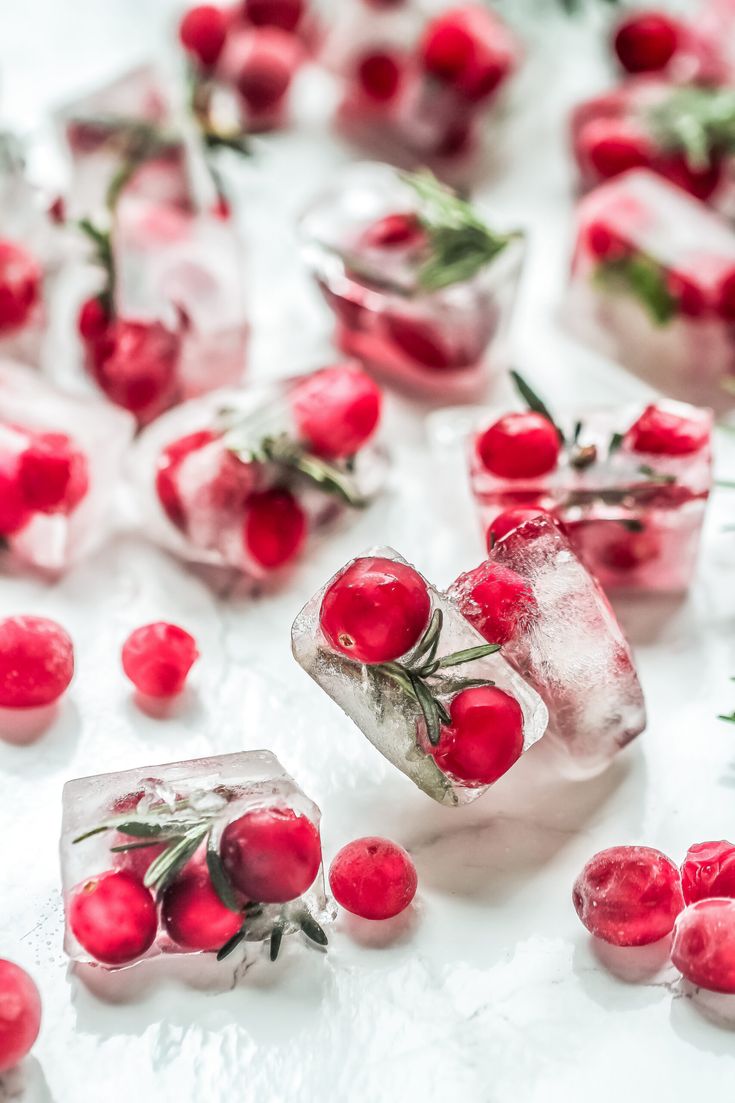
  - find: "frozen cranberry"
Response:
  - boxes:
[77,296,109,342]
[113,836,167,881]
[681,842,735,905]
[384,315,454,371]
[356,51,403,102]
[329,837,417,920]
[714,268,735,322]
[487,507,554,548]
[69,870,158,965]
[613,12,680,74]
[235,28,296,113]
[477,413,560,479]
[88,319,180,423]
[0,960,41,1073]
[360,213,425,250]
[122,622,199,698]
[291,364,382,459]
[450,561,537,646]
[179,5,228,68]
[0,450,31,537]
[419,6,513,103]
[221,806,321,903]
[573,845,684,946]
[155,429,219,529]
[163,870,242,950]
[243,487,307,569]
[430,685,524,786]
[0,240,41,335]
[672,899,735,993]
[578,118,653,182]
[582,220,631,264]
[320,556,430,664]
[625,404,708,457]
[659,151,722,202]
[666,270,707,318]
[243,0,304,32]
[18,432,89,514]
[0,616,74,709]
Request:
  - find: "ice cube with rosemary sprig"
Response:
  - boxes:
[61,750,333,970]
[291,546,548,806]
[299,161,526,399]
[129,364,388,578]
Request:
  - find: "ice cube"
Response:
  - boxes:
[448,516,646,775]
[61,749,331,969]
[291,546,548,806]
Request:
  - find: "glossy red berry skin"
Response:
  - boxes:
[613,12,679,75]
[681,842,735,905]
[356,51,403,102]
[121,622,199,698]
[220,807,322,903]
[243,487,307,569]
[0,451,31,537]
[0,616,74,709]
[573,845,684,947]
[291,364,382,459]
[243,0,304,33]
[155,429,219,529]
[672,899,735,993]
[477,413,560,479]
[625,404,709,457]
[0,960,41,1073]
[69,870,158,966]
[430,685,524,786]
[87,320,180,424]
[578,119,653,182]
[319,557,431,664]
[360,212,425,251]
[582,220,631,264]
[162,871,243,951]
[329,837,417,920]
[450,561,537,646]
[419,6,512,103]
[179,5,228,68]
[77,297,109,342]
[0,240,41,335]
[18,432,89,514]
[235,29,297,113]
[487,507,554,549]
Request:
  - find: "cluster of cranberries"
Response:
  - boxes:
[0,422,90,540]
[574,842,735,994]
[0,239,42,337]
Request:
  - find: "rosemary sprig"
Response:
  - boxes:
[228,431,369,509]
[594,253,677,326]
[78,217,114,314]
[647,86,735,171]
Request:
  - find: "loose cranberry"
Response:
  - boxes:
[243,487,307,569]
[121,622,199,698]
[430,685,524,786]
[319,556,430,664]
[573,845,684,946]
[578,118,653,182]
[419,6,513,103]
[360,213,425,251]
[18,432,89,514]
[155,429,219,529]
[356,51,403,102]
[486,507,554,548]
[179,5,228,68]
[69,870,158,965]
[613,12,680,74]
[0,616,74,709]
[163,870,242,950]
[242,0,304,32]
[625,404,709,457]
[384,315,454,371]
[672,899,735,993]
[681,842,735,905]
[0,240,41,335]
[87,319,180,423]
[0,960,41,1073]
[329,837,417,920]
[235,28,296,113]
[449,561,537,646]
[477,413,560,479]
[291,364,382,459]
[0,449,31,537]
[714,268,735,322]
[220,806,321,903]
[77,297,109,342]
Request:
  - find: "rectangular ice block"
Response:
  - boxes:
[448,516,647,775]
[61,750,330,969]
[291,546,548,806]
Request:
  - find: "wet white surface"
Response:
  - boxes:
[1,3,735,1101]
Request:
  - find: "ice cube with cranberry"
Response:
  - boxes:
[291,547,548,806]
[447,515,646,775]
[0,360,134,572]
[567,168,735,406]
[300,161,525,399]
[130,362,386,578]
[61,749,330,969]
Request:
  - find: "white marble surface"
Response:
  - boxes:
[2,3,735,1101]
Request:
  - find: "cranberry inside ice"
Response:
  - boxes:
[573,845,684,946]
[243,0,305,33]
[419,7,512,103]
[69,870,158,966]
[672,898,735,994]
[87,319,181,424]
[155,429,220,530]
[290,363,382,459]
[625,404,708,457]
[452,561,537,646]
[243,487,307,569]
[0,615,74,709]
[486,507,555,549]
[18,431,89,514]
[681,841,735,905]
[0,240,41,335]
[430,685,524,786]
[612,11,680,74]
[220,806,322,903]
[121,622,199,699]
[0,959,41,1073]
[163,870,243,951]
[477,413,560,479]
[179,5,228,68]
[329,837,417,921]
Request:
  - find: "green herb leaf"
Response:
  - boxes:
[206,841,241,913]
[229,433,368,509]
[411,673,443,747]
[637,465,677,485]
[72,824,111,845]
[269,919,285,962]
[509,370,564,443]
[411,608,443,666]
[216,927,246,962]
[299,912,328,947]
[647,86,735,171]
[595,255,677,326]
[719,712,735,724]
[143,826,208,895]
[114,821,173,839]
[609,431,624,455]
[436,643,502,669]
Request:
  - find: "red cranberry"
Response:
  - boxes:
[243,487,307,569]
[360,213,425,250]
[716,268,735,322]
[419,6,513,103]
[163,870,243,950]
[486,507,554,548]
[0,960,41,1073]
[220,806,321,903]
[430,685,524,786]
[0,616,74,709]
[449,561,537,646]
[582,220,631,264]
[77,297,109,342]
[112,836,167,881]
[0,241,41,335]
[87,319,180,424]
[356,51,403,102]
[672,899,735,993]
[659,151,723,202]
[477,413,560,479]
[122,623,199,698]
[0,449,31,537]
[235,29,297,113]
[18,432,89,514]
[291,364,382,459]
[666,270,707,318]
[179,5,228,68]
[578,118,653,182]
[319,556,430,664]
[155,429,219,529]
[681,842,735,905]
[573,845,684,946]
[242,0,304,32]
[329,837,417,920]
[613,12,680,75]
[69,870,158,965]
[383,315,454,371]
[625,404,708,457]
